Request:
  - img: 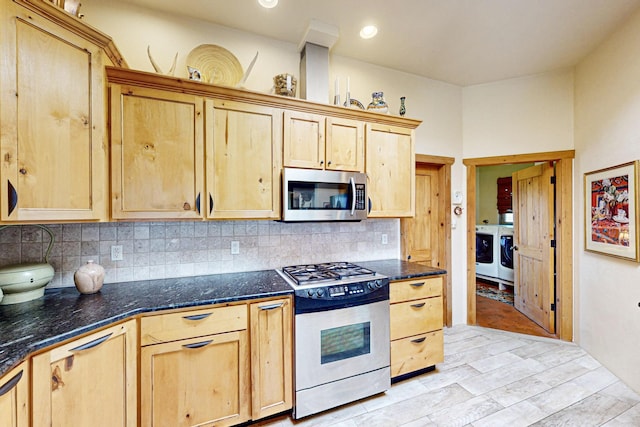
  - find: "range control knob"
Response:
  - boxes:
[316,289,325,297]
[307,290,314,297]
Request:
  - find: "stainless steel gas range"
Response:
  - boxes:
[277,262,390,419]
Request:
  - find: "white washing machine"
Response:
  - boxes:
[498,225,514,283]
[475,224,499,280]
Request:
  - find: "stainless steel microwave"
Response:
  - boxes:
[282,168,368,222]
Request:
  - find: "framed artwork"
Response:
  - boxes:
[584,161,639,262]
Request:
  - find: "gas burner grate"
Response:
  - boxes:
[282,262,376,286]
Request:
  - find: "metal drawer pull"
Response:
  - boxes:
[182,313,212,321]
[0,370,23,397]
[183,340,213,349]
[411,302,426,308]
[70,332,113,352]
[259,302,285,311]
[410,282,425,288]
[411,337,427,344]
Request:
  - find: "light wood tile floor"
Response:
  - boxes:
[254,325,640,426]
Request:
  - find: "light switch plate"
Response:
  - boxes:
[453,190,463,205]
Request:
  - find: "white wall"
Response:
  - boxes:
[462,69,575,158]
[574,7,640,392]
[81,0,468,323]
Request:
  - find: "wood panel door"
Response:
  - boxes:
[512,163,556,333]
[0,3,108,221]
[250,298,293,419]
[402,164,442,265]
[325,117,364,172]
[0,362,29,427]
[366,124,415,217]
[283,111,325,169]
[207,99,282,219]
[110,85,204,220]
[140,330,250,427]
[31,321,137,427]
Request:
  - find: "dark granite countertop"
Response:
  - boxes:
[0,270,292,377]
[0,259,445,377]
[357,259,446,281]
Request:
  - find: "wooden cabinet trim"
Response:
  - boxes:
[106,67,421,129]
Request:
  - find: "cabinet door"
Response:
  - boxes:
[283,111,325,169]
[250,298,293,419]
[366,124,415,217]
[141,331,251,427]
[0,2,108,221]
[0,362,29,427]
[31,320,137,427]
[207,100,282,219]
[110,85,204,220]
[325,117,364,172]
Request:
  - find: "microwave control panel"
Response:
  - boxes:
[355,184,366,210]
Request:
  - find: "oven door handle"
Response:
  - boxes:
[349,176,356,216]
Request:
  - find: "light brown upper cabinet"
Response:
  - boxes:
[110,85,205,220]
[207,100,282,219]
[0,0,124,223]
[284,112,364,172]
[366,123,415,217]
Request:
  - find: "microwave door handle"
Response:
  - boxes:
[350,176,356,216]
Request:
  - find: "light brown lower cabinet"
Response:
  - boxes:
[390,276,444,378]
[140,298,292,427]
[31,320,137,427]
[0,361,29,427]
[250,298,293,419]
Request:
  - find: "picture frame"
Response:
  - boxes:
[584,161,639,262]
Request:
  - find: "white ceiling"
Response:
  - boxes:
[118,0,640,86]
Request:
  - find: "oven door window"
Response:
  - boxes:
[320,322,370,364]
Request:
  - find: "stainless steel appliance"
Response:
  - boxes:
[282,168,368,222]
[277,262,390,419]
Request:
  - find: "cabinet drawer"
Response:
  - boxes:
[391,330,444,378]
[390,276,442,303]
[141,304,247,346]
[390,296,443,340]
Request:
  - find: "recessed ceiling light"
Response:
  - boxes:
[258,0,278,8]
[360,25,378,39]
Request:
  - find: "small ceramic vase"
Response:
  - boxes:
[399,96,406,116]
[367,91,389,114]
[74,260,105,294]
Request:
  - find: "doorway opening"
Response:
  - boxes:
[401,154,454,327]
[463,150,574,341]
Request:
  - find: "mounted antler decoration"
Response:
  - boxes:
[147,45,178,76]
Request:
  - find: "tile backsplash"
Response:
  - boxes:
[0,219,400,288]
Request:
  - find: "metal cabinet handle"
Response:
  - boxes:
[182,313,212,321]
[0,370,23,397]
[410,302,426,308]
[411,337,427,344]
[183,340,213,349]
[410,282,425,288]
[196,193,201,214]
[70,332,113,352]
[259,302,284,311]
[7,180,17,216]
[209,193,214,215]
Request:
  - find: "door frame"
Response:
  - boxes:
[407,154,454,327]
[463,150,574,341]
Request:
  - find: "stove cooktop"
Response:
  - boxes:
[279,262,378,287]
